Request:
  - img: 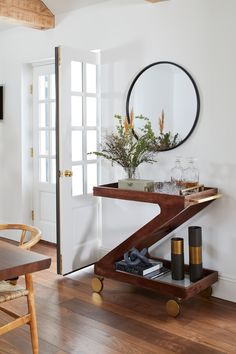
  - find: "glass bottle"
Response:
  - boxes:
[170,157,183,188]
[183,158,199,188]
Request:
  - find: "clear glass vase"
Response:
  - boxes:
[124,166,137,179]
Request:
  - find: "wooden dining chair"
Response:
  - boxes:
[0,224,42,354]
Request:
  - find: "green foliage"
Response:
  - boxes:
[90,115,159,173]
[157,131,180,150]
[90,114,181,174]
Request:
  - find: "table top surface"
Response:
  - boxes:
[93,183,220,207]
[0,240,51,281]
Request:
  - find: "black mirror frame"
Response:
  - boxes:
[126,61,200,151]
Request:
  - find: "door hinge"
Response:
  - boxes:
[60,254,62,274]
[30,147,34,158]
[30,84,33,95]
[31,210,35,221]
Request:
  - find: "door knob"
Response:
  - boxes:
[64,169,73,177]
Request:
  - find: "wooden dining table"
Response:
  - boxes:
[0,239,51,353]
[0,240,51,281]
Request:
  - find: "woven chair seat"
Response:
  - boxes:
[0,281,28,303]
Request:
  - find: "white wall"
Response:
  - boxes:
[0,0,236,301]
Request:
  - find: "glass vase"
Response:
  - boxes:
[124,166,137,179]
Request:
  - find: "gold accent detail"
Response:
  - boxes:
[30,147,34,158]
[64,170,73,177]
[59,170,73,178]
[166,299,180,317]
[31,210,35,221]
[180,184,204,195]
[30,84,33,95]
[92,293,103,305]
[189,246,202,264]
[91,277,104,293]
[188,194,222,204]
[171,238,184,255]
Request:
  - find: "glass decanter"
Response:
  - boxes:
[183,158,199,188]
[170,157,184,188]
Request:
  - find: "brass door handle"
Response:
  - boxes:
[64,169,73,177]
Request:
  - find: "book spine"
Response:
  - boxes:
[115,263,142,275]
[143,263,162,275]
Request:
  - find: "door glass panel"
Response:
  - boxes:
[40,158,49,183]
[39,103,48,128]
[71,96,83,126]
[87,163,97,193]
[51,131,56,156]
[51,158,56,184]
[72,165,83,196]
[50,74,55,99]
[39,75,49,100]
[72,131,82,161]
[71,61,82,92]
[87,131,97,160]
[51,102,56,128]
[86,97,97,126]
[39,131,49,155]
[86,63,96,93]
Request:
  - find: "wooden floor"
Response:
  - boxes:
[0,242,236,354]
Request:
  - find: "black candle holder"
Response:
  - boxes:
[171,237,184,280]
[188,226,203,282]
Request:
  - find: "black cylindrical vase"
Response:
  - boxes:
[171,237,184,280]
[188,226,203,282]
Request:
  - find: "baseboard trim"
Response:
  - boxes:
[98,247,236,303]
[213,273,236,303]
[39,239,57,247]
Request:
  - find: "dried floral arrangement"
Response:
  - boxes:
[157,110,181,150]
[90,110,181,178]
[90,113,159,178]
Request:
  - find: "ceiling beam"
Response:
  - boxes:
[0,0,55,30]
[145,0,169,3]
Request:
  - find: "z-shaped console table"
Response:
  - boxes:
[92,182,221,316]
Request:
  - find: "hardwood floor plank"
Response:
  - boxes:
[35,300,170,354]
[0,243,235,354]
[61,297,225,354]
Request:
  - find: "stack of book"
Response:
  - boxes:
[115,259,170,279]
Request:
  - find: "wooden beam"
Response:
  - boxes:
[0,0,55,30]
[145,0,169,3]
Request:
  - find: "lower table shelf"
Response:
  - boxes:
[94,258,218,300]
[92,182,220,317]
[93,258,218,317]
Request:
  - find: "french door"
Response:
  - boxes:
[32,63,56,243]
[55,46,101,275]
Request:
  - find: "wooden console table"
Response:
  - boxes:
[92,182,221,316]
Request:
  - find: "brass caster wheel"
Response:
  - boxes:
[166,299,181,317]
[91,277,104,293]
[200,286,212,298]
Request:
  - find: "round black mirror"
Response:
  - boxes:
[126,61,200,151]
